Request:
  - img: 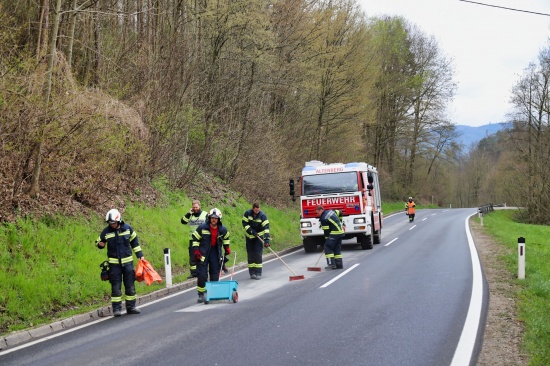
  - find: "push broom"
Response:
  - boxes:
[307,250,324,272]
[258,237,305,281]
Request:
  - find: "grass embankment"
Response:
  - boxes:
[0,198,417,337]
[480,210,550,365]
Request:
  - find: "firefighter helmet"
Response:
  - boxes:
[408,197,413,200]
[105,209,122,223]
[208,208,222,219]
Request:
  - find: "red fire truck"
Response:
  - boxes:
[290,161,383,253]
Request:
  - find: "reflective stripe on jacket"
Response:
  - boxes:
[97,222,143,265]
[191,223,230,262]
[242,209,270,240]
[320,210,344,238]
[181,210,208,239]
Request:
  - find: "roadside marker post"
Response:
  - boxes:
[164,248,173,287]
[518,237,525,280]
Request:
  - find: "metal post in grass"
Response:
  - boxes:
[518,237,525,280]
[164,248,173,287]
[478,211,483,226]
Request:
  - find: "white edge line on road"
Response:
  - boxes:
[0,285,201,356]
[319,263,360,288]
[408,225,416,230]
[422,217,427,221]
[0,316,112,356]
[451,211,483,366]
[384,238,398,247]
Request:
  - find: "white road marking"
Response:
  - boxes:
[319,264,360,288]
[422,217,427,221]
[408,225,416,230]
[384,238,398,247]
[451,211,483,366]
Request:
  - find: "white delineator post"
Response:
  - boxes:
[518,237,525,280]
[164,248,173,287]
[478,211,483,226]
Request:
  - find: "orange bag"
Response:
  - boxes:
[135,259,163,286]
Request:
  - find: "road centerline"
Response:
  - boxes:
[319,264,360,288]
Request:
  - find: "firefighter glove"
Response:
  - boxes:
[250,230,257,236]
[194,250,202,261]
[224,246,231,255]
[263,241,270,248]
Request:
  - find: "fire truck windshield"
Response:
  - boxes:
[302,172,358,195]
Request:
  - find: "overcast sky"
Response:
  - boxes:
[358,0,550,127]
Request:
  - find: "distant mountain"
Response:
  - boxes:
[454,122,512,150]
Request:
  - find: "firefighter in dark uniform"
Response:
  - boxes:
[242,202,270,280]
[192,208,231,303]
[96,209,145,317]
[316,205,344,270]
[181,200,208,279]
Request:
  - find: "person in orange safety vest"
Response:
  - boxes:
[405,197,416,222]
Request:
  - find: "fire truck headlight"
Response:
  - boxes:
[353,218,366,224]
[301,222,312,228]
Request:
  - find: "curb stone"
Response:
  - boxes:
[0,245,302,351]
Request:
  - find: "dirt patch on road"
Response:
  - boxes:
[470,220,528,365]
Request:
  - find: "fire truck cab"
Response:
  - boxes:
[294,161,383,253]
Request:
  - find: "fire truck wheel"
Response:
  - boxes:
[303,237,318,253]
[373,216,382,244]
[373,228,381,244]
[359,233,373,250]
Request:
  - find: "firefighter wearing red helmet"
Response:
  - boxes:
[191,208,231,303]
[96,209,145,317]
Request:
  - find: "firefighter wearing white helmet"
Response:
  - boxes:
[96,209,145,317]
[191,208,231,303]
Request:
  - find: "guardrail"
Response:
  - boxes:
[478,204,494,215]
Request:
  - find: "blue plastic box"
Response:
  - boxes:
[204,280,239,304]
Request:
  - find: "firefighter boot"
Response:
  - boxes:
[197,293,205,303]
[112,304,122,317]
[127,307,141,315]
[335,258,343,270]
[325,258,336,270]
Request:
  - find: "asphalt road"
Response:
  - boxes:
[0,208,486,366]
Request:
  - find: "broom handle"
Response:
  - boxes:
[257,235,299,276]
[267,245,299,276]
[314,250,324,266]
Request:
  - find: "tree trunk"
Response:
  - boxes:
[29,0,63,199]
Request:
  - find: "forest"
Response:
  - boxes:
[1,0,549,224]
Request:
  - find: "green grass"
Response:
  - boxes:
[480,210,550,365]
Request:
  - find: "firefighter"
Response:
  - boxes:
[192,208,231,303]
[242,202,270,280]
[405,197,416,222]
[181,200,208,279]
[315,205,344,270]
[96,209,145,317]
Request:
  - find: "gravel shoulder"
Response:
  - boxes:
[470,219,528,365]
